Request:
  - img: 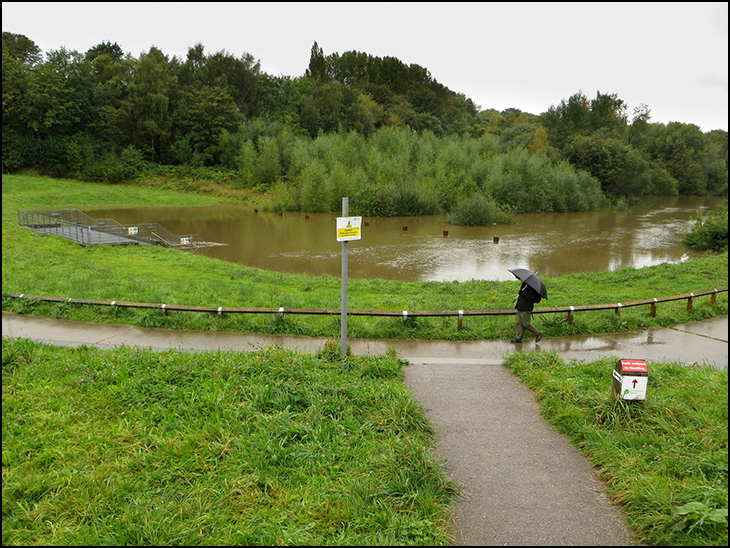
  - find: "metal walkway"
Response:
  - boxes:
[17,209,227,249]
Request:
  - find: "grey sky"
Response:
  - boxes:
[3,2,728,132]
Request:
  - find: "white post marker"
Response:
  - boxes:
[612,359,649,400]
[337,200,362,356]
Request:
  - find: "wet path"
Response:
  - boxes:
[3,312,726,369]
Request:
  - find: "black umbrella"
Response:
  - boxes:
[509,268,548,300]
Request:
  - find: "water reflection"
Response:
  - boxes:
[85,196,718,282]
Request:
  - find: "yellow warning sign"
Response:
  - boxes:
[336,216,362,241]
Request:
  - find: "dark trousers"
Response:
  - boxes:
[515,310,540,339]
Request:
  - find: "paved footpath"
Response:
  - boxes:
[3,312,727,545]
[405,359,636,546]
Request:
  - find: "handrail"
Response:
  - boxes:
[17,209,224,249]
[5,287,727,328]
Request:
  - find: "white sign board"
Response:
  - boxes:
[613,370,648,400]
[336,216,362,241]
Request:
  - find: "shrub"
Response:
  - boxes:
[682,203,728,252]
[448,192,515,226]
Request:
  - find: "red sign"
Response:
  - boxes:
[619,359,648,373]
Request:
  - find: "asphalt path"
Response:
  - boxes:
[3,312,727,545]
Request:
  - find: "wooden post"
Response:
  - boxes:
[458,310,463,330]
[567,306,574,324]
[687,294,694,310]
[711,289,717,304]
[650,299,657,317]
[615,303,622,316]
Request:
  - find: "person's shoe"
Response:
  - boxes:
[536,331,543,343]
[510,338,522,343]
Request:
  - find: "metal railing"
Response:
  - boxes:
[6,287,727,329]
[17,209,226,249]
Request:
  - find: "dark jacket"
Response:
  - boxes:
[515,282,542,311]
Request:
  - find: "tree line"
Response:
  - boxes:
[2,32,727,222]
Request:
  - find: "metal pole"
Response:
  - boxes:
[341,197,349,356]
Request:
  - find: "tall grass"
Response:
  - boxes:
[2,339,459,545]
[503,351,728,546]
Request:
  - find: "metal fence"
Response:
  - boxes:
[17,209,226,249]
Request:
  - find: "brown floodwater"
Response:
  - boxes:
[85,196,720,282]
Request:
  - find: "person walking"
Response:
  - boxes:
[511,281,543,343]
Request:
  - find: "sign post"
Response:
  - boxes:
[612,359,649,400]
[336,198,362,356]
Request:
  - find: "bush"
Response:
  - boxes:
[682,203,728,252]
[80,146,146,184]
[448,192,515,226]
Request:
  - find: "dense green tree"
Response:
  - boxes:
[541,91,591,149]
[128,47,176,160]
[2,38,30,134]
[352,92,386,136]
[702,130,729,196]
[182,85,240,165]
[529,126,550,154]
[2,31,42,65]
[500,124,537,151]
[177,44,263,117]
[2,40,30,171]
[83,42,133,150]
[645,122,708,195]
[627,103,651,147]
[588,91,627,136]
[25,48,86,138]
[326,50,368,85]
[305,41,327,82]
[254,135,282,185]
[1,32,726,208]
[563,135,650,199]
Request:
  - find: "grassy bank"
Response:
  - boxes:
[2,174,727,340]
[3,342,726,546]
[2,339,458,545]
[503,352,728,546]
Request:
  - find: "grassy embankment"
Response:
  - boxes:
[2,174,727,340]
[2,339,458,545]
[3,174,728,546]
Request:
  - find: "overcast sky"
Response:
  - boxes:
[3,2,728,132]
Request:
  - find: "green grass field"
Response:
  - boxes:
[3,174,728,545]
[2,174,727,341]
